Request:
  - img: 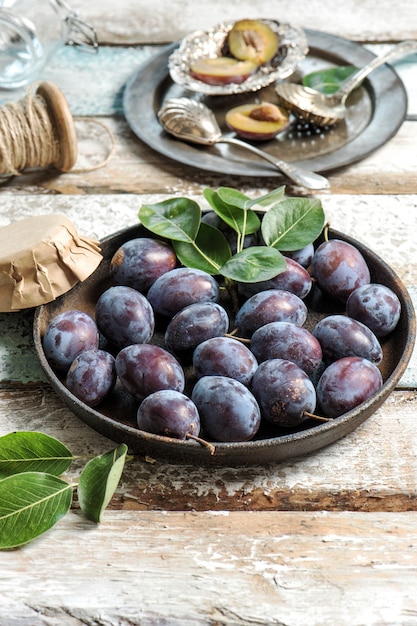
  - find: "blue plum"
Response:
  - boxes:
[137,390,200,440]
[193,336,258,386]
[346,283,401,337]
[116,343,184,399]
[311,239,370,302]
[95,285,154,348]
[110,237,176,292]
[147,267,220,317]
[313,314,382,365]
[235,288,307,338]
[191,376,261,442]
[43,310,99,372]
[66,349,116,407]
[251,358,317,427]
[316,356,383,417]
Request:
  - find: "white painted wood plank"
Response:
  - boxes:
[69,0,417,44]
[1,387,417,505]
[1,510,417,626]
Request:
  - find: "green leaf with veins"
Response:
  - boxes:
[220,246,287,283]
[203,188,260,236]
[77,444,128,523]
[261,197,325,251]
[0,431,73,478]
[139,197,201,242]
[174,222,231,274]
[0,472,73,548]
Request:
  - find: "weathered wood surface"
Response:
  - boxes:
[1,3,417,623]
[69,0,417,44]
[1,386,417,512]
[1,510,417,626]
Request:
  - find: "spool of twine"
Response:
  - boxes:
[0,81,114,176]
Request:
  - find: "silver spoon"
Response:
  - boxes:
[158,97,330,190]
[275,39,417,126]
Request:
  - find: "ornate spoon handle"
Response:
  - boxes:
[220,136,330,190]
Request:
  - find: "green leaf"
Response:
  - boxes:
[220,246,287,283]
[139,197,201,242]
[245,186,286,209]
[174,222,231,274]
[203,188,260,236]
[77,444,128,523]
[302,66,358,94]
[0,431,73,478]
[261,197,325,251]
[0,472,72,549]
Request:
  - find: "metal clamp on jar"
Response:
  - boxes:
[0,0,98,89]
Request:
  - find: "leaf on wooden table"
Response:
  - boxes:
[77,444,128,523]
[0,431,73,478]
[0,472,73,549]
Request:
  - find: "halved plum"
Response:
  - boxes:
[189,57,258,86]
[227,19,279,65]
[225,102,290,140]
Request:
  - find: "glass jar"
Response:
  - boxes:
[0,0,97,89]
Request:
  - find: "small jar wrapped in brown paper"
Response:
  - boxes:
[0,214,103,312]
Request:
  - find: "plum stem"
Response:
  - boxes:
[304,411,332,422]
[186,433,216,455]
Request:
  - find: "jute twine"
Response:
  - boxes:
[0,82,115,176]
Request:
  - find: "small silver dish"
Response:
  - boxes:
[168,20,308,96]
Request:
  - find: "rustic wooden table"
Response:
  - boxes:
[1,2,417,624]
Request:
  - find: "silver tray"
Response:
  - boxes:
[123,29,408,176]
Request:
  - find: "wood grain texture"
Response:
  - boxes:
[1,510,417,626]
[1,386,417,511]
[69,0,417,44]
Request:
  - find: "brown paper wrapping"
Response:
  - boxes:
[0,214,103,312]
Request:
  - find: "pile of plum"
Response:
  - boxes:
[42,227,401,448]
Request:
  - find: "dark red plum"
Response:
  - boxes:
[110,237,176,292]
[43,310,99,372]
[191,376,261,442]
[250,321,323,375]
[66,349,116,407]
[235,288,307,338]
[116,343,184,399]
[95,285,154,348]
[251,358,316,427]
[346,283,401,337]
[311,239,370,302]
[313,314,382,365]
[284,243,314,268]
[137,390,200,439]
[165,302,229,359]
[316,356,383,418]
[193,336,258,386]
[238,257,312,300]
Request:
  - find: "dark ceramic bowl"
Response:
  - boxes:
[33,224,415,466]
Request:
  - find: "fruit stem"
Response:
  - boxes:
[304,411,332,422]
[186,433,216,455]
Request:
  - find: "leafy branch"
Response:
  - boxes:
[139,186,325,284]
[0,431,128,549]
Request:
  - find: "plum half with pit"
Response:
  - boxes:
[227,19,279,65]
[225,102,290,140]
